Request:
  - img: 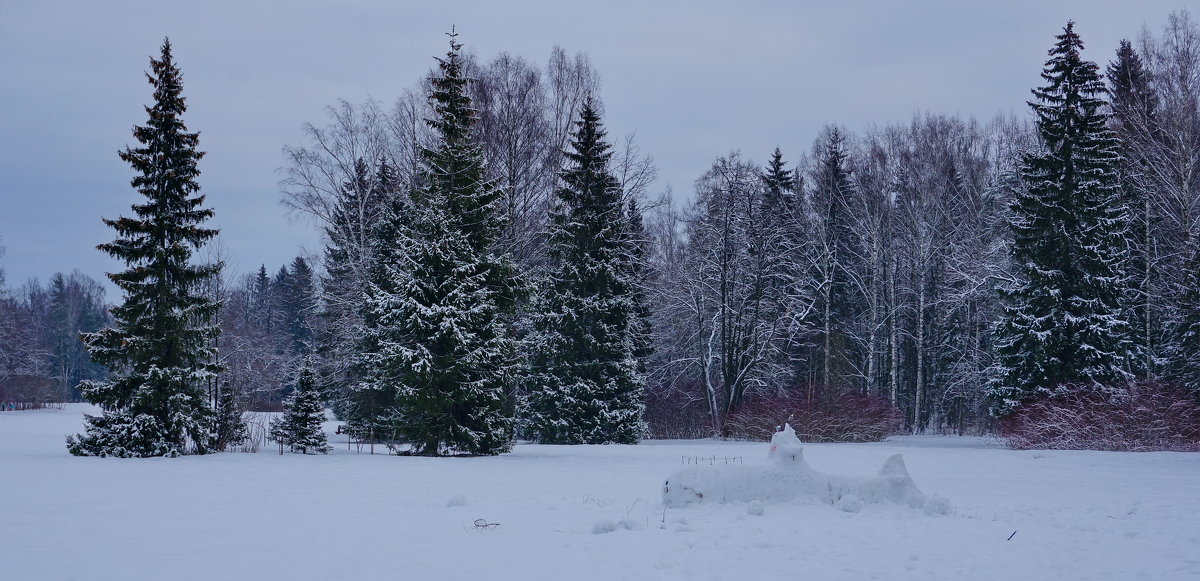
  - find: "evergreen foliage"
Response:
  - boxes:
[212,381,248,451]
[47,272,110,400]
[525,99,646,444]
[762,147,798,216]
[269,362,330,454]
[1107,39,1160,376]
[279,256,317,356]
[345,190,407,441]
[758,147,799,341]
[67,38,221,457]
[355,32,519,455]
[808,128,861,394]
[990,22,1134,416]
[251,265,273,334]
[318,157,393,415]
[1171,242,1200,398]
[626,198,654,370]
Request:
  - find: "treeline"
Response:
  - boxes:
[276,13,1200,440]
[214,258,318,411]
[653,14,1200,438]
[646,118,1024,436]
[0,265,110,405]
[10,13,1200,456]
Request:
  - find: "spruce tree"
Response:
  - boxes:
[67,39,221,457]
[626,197,654,371]
[316,158,381,415]
[763,147,797,217]
[759,147,798,327]
[1107,40,1157,141]
[809,129,860,396]
[1107,39,1159,377]
[525,99,646,444]
[1172,242,1200,398]
[271,264,292,341]
[251,264,273,334]
[212,381,248,452]
[990,22,1133,416]
[345,191,407,441]
[357,32,518,455]
[270,362,330,454]
[282,256,316,356]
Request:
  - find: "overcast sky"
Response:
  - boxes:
[0,0,1190,300]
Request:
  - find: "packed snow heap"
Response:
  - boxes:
[662,424,951,514]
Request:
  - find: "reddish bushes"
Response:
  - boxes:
[725,391,903,443]
[1002,381,1200,451]
[644,388,903,442]
[644,388,714,439]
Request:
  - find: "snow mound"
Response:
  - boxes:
[923,494,953,516]
[662,423,949,513]
[747,500,764,516]
[839,495,863,513]
[593,518,642,534]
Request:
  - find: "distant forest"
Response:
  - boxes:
[4,11,1200,453]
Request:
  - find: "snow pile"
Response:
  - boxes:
[663,423,950,514]
[592,518,643,534]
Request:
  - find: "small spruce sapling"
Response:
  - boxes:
[270,362,331,454]
[213,381,249,451]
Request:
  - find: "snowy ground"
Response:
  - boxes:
[2,405,1198,580]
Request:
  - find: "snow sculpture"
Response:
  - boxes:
[662,424,950,514]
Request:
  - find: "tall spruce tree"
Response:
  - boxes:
[356,32,518,455]
[345,190,407,441]
[808,128,861,398]
[251,264,273,334]
[763,147,797,216]
[1107,39,1160,377]
[1172,242,1200,398]
[281,256,316,356]
[759,147,798,339]
[67,39,221,457]
[990,22,1133,416]
[526,99,646,444]
[316,158,381,414]
[626,197,654,371]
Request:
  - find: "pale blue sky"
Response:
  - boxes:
[0,0,1189,299]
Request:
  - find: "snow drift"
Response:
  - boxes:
[662,424,950,514]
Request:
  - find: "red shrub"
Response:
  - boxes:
[1002,381,1200,451]
[725,390,903,443]
[644,387,715,439]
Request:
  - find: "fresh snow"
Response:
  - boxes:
[3,405,1199,580]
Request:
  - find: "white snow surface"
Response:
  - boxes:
[2,405,1198,580]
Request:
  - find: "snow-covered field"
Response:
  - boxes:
[3,405,1198,580]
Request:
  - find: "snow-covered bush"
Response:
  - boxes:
[724,390,902,442]
[1002,381,1200,451]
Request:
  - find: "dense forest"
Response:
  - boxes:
[4,12,1200,454]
